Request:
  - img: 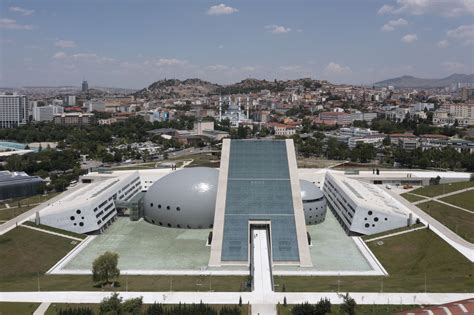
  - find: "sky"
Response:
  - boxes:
[0,0,473,89]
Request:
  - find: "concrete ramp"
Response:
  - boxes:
[251,228,276,315]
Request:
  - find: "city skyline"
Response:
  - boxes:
[1,0,473,88]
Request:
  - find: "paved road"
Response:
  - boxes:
[386,189,474,262]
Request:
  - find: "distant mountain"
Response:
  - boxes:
[374,74,474,88]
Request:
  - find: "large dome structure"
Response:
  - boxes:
[143,167,219,229]
[300,180,327,225]
[142,168,326,229]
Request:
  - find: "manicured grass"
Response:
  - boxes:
[401,193,427,203]
[23,221,87,239]
[0,205,35,221]
[46,303,249,315]
[440,190,474,211]
[0,302,40,314]
[410,182,474,197]
[0,227,78,291]
[275,229,474,292]
[2,274,248,292]
[361,223,424,241]
[1,192,60,208]
[417,201,474,243]
[277,304,423,315]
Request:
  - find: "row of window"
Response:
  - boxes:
[150,203,181,211]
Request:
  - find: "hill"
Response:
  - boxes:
[134,78,323,99]
[133,78,221,99]
[374,74,474,88]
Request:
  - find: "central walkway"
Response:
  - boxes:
[252,228,277,315]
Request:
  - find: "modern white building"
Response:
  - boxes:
[0,94,29,128]
[33,104,64,122]
[39,171,141,234]
[323,172,410,235]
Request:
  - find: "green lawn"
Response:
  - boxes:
[277,304,423,315]
[361,223,424,241]
[275,229,474,292]
[401,193,427,203]
[409,182,474,197]
[440,190,474,211]
[1,192,60,208]
[417,201,474,243]
[45,303,249,315]
[0,302,40,315]
[0,205,35,221]
[22,221,86,239]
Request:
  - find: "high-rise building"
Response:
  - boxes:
[82,80,89,92]
[63,95,76,106]
[0,94,29,128]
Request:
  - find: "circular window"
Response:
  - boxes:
[166,206,170,210]
[368,211,373,215]
[76,210,81,214]
[159,222,163,226]
[187,225,191,229]
[374,217,379,222]
[310,216,312,219]
[158,204,161,209]
[151,219,155,224]
[372,224,375,227]
[365,223,370,228]
[74,223,77,226]
[364,218,367,221]
[167,223,171,227]
[81,217,84,220]
[70,216,75,221]
[79,222,84,227]
[150,203,154,207]
[385,218,388,221]
[310,208,312,211]
[210,224,213,228]
[176,207,181,211]
[177,224,181,228]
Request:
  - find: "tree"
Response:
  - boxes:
[122,296,143,315]
[99,293,122,315]
[92,251,120,285]
[339,293,356,315]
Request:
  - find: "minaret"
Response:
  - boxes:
[246,96,250,119]
[238,97,242,122]
[219,95,222,122]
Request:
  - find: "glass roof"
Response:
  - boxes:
[221,140,300,262]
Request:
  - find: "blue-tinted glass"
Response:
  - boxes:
[221,140,300,262]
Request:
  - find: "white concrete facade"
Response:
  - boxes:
[39,172,141,234]
[323,172,410,235]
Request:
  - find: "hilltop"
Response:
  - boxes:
[374,74,474,89]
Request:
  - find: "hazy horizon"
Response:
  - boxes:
[1,0,473,89]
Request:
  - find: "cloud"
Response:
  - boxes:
[240,66,256,72]
[324,62,351,75]
[52,51,67,59]
[9,6,34,16]
[437,39,449,48]
[0,18,34,30]
[207,64,230,71]
[381,0,474,17]
[447,24,474,45]
[381,18,408,31]
[279,65,302,71]
[207,4,238,15]
[401,33,417,43]
[378,4,395,15]
[265,25,291,34]
[218,44,224,49]
[442,61,467,72]
[155,58,187,66]
[54,40,77,48]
